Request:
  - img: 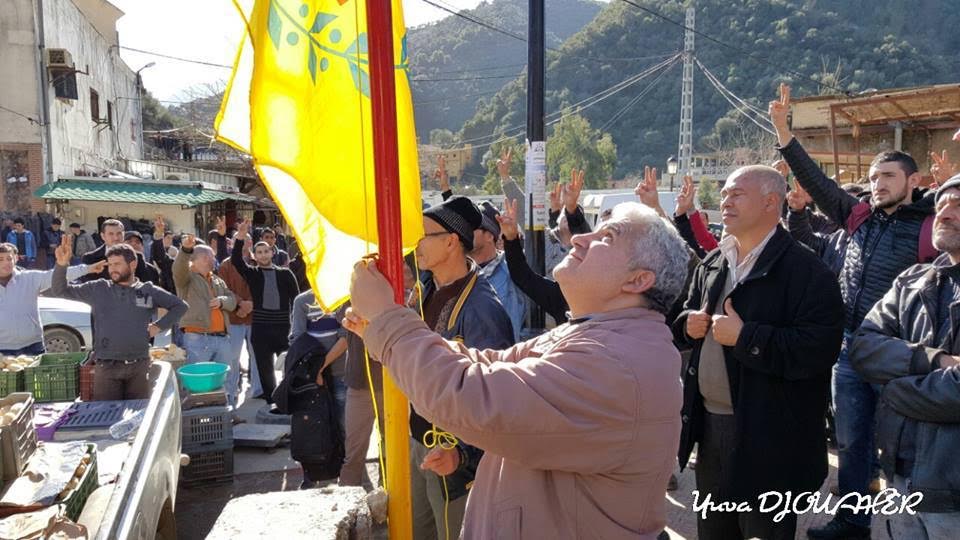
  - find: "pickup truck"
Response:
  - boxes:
[72,361,182,539]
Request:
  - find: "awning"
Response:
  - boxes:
[34,177,260,207]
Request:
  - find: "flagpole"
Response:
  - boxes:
[365,1,413,538]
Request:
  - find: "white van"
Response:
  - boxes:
[581,190,679,229]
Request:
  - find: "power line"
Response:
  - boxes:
[412,73,522,82]
[695,58,775,134]
[0,104,44,126]
[119,46,234,69]
[598,59,679,133]
[616,0,851,95]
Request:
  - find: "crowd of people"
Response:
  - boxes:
[1,81,959,539]
[340,83,960,540]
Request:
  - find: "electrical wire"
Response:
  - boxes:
[696,59,769,118]
[695,58,775,135]
[616,0,852,95]
[119,46,234,69]
[0,104,44,125]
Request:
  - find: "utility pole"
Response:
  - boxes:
[525,0,547,331]
[677,7,695,178]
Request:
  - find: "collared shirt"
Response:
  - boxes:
[0,265,89,349]
[719,226,778,283]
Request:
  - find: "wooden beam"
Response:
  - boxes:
[830,105,840,179]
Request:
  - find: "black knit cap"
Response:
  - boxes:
[477,200,501,239]
[423,196,482,251]
[936,173,960,203]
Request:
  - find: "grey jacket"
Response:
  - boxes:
[850,253,960,512]
[50,264,187,361]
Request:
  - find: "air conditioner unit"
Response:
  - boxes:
[45,48,74,70]
[164,173,190,181]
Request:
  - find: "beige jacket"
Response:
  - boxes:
[364,305,682,539]
[173,249,236,330]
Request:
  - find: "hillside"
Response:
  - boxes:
[458,0,960,177]
[407,0,603,141]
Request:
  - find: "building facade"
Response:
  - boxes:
[0,0,141,213]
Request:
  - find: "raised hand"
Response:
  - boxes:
[496,199,521,241]
[236,218,249,240]
[786,182,813,212]
[55,234,73,266]
[768,83,792,145]
[771,159,790,179]
[930,150,957,185]
[154,214,166,238]
[634,166,663,214]
[496,147,512,180]
[434,155,450,192]
[565,169,585,213]
[548,182,563,213]
[675,175,697,217]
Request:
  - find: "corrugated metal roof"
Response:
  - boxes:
[34,179,255,206]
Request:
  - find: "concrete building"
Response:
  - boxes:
[0,0,141,213]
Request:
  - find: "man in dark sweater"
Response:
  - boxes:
[50,239,186,400]
[232,218,299,402]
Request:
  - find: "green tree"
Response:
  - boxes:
[482,138,525,194]
[429,128,457,147]
[546,114,617,188]
[698,178,720,210]
[141,91,178,131]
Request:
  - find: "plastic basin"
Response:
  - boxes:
[177,363,229,393]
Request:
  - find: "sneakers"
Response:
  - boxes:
[807,516,870,539]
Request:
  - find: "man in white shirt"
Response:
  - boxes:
[0,242,103,355]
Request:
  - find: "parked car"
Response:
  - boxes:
[38,296,92,353]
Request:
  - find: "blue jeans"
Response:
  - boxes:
[0,342,45,356]
[833,331,879,527]
[331,375,347,437]
[226,324,261,396]
[182,332,238,407]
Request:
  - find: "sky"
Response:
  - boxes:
[110,0,484,102]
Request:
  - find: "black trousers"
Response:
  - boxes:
[695,412,798,540]
[251,323,289,401]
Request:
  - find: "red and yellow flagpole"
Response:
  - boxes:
[366,1,412,537]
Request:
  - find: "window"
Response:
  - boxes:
[51,70,78,100]
[90,89,99,122]
[107,101,113,129]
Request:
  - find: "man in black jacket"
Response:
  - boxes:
[80,219,160,285]
[232,218,299,402]
[770,84,937,539]
[850,175,960,539]
[673,165,844,540]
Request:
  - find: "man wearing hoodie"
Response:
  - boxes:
[771,84,938,539]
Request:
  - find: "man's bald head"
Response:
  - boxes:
[720,165,787,238]
[730,165,787,203]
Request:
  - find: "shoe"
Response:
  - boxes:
[299,480,318,490]
[666,473,678,491]
[807,516,870,539]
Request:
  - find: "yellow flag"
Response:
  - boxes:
[216,0,424,310]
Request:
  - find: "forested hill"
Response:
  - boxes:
[454,0,960,177]
[407,0,603,142]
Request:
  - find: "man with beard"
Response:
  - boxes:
[770,84,937,540]
[850,174,960,538]
[51,238,186,400]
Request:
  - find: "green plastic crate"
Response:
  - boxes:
[0,371,22,399]
[61,444,98,521]
[23,353,86,403]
